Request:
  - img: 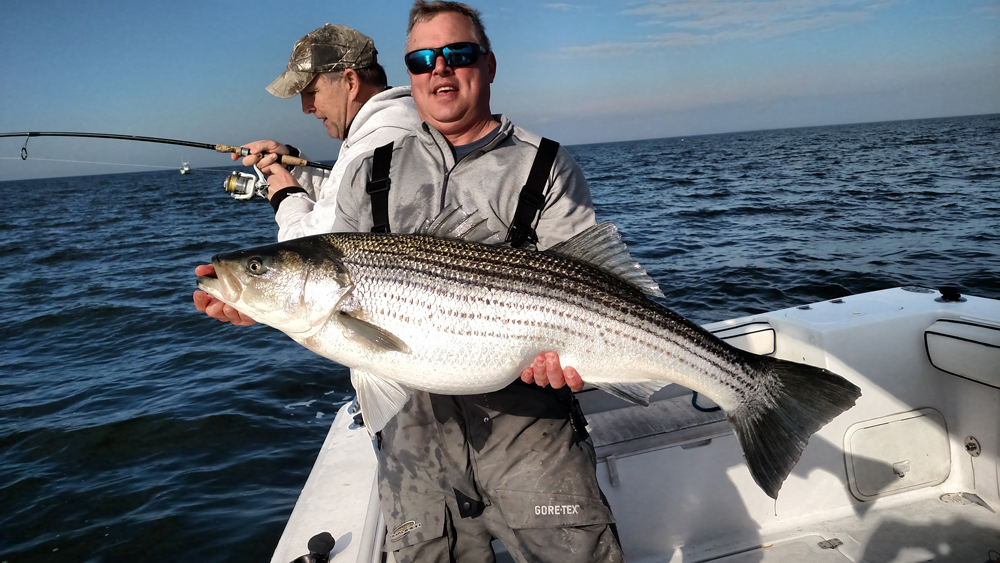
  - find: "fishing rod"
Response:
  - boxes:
[2,131,333,170]
[3,131,334,201]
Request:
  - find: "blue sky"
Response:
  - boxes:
[2,0,998,180]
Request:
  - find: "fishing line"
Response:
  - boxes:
[1,131,333,170]
[971,450,977,489]
[0,156,175,169]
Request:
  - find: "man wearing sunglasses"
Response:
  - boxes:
[333,2,625,562]
[193,24,419,325]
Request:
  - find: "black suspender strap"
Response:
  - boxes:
[367,141,394,233]
[505,137,560,248]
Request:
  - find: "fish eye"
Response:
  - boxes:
[246,257,268,275]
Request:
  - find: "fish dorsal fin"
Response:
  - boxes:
[339,312,411,354]
[417,205,503,244]
[548,222,664,298]
[351,369,411,434]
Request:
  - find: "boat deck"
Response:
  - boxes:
[580,394,1000,562]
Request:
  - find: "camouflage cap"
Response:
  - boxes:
[266,24,378,98]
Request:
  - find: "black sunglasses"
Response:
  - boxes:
[404,42,488,75]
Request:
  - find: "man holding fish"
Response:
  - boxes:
[321,2,627,562]
[196,2,626,561]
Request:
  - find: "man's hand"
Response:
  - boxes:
[193,264,257,326]
[232,140,301,200]
[520,351,584,392]
[232,140,289,166]
[256,153,301,200]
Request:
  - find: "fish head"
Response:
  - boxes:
[197,238,353,335]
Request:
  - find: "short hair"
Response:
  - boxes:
[355,64,389,89]
[407,1,491,53]
[321,63,388,90]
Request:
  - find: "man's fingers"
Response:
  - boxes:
[522,352,583,391]
[240,153,261,167]
[205,298,225,320]
[564,366,584,392]
[544,351,565,388]
[531,354,549,387]
[520,366,535,384]
[193,290,210,312]
[223,304,256,326]
[256,153,276,173]
[521,352,582,391]
[194,264,215,277]
[222,303,242,324]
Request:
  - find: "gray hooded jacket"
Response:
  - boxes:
[276,86,419,241]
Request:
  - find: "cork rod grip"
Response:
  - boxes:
[214,145,308,167]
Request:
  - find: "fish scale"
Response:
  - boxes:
[198,222,861,498]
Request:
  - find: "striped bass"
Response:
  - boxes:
[197,212,860,498]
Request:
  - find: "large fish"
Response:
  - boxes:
[197,211,860,498]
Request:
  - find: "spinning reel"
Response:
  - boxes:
[223,165,269,201]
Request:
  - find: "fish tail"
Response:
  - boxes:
[727,357,861,499]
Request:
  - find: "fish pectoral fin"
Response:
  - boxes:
[585,378,666,407]
[338,312,411,354]
[417,205,503,244]
[351,369,412,434]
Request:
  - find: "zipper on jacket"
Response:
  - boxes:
[437,127,507,212]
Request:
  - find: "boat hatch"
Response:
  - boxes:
[843,408,950,501]
[924,319,1000,387]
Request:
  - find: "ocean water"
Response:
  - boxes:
[1,114,998,562]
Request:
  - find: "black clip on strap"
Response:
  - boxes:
[507,189,544,247]
[367,142,394,233]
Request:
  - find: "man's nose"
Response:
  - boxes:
[432,55,453,75]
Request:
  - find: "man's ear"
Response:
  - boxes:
[344,68,361,99]
[487,51,496,83]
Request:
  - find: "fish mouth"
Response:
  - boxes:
[196,256,243,303]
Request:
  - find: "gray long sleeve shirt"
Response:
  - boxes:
[332,114,596,250]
